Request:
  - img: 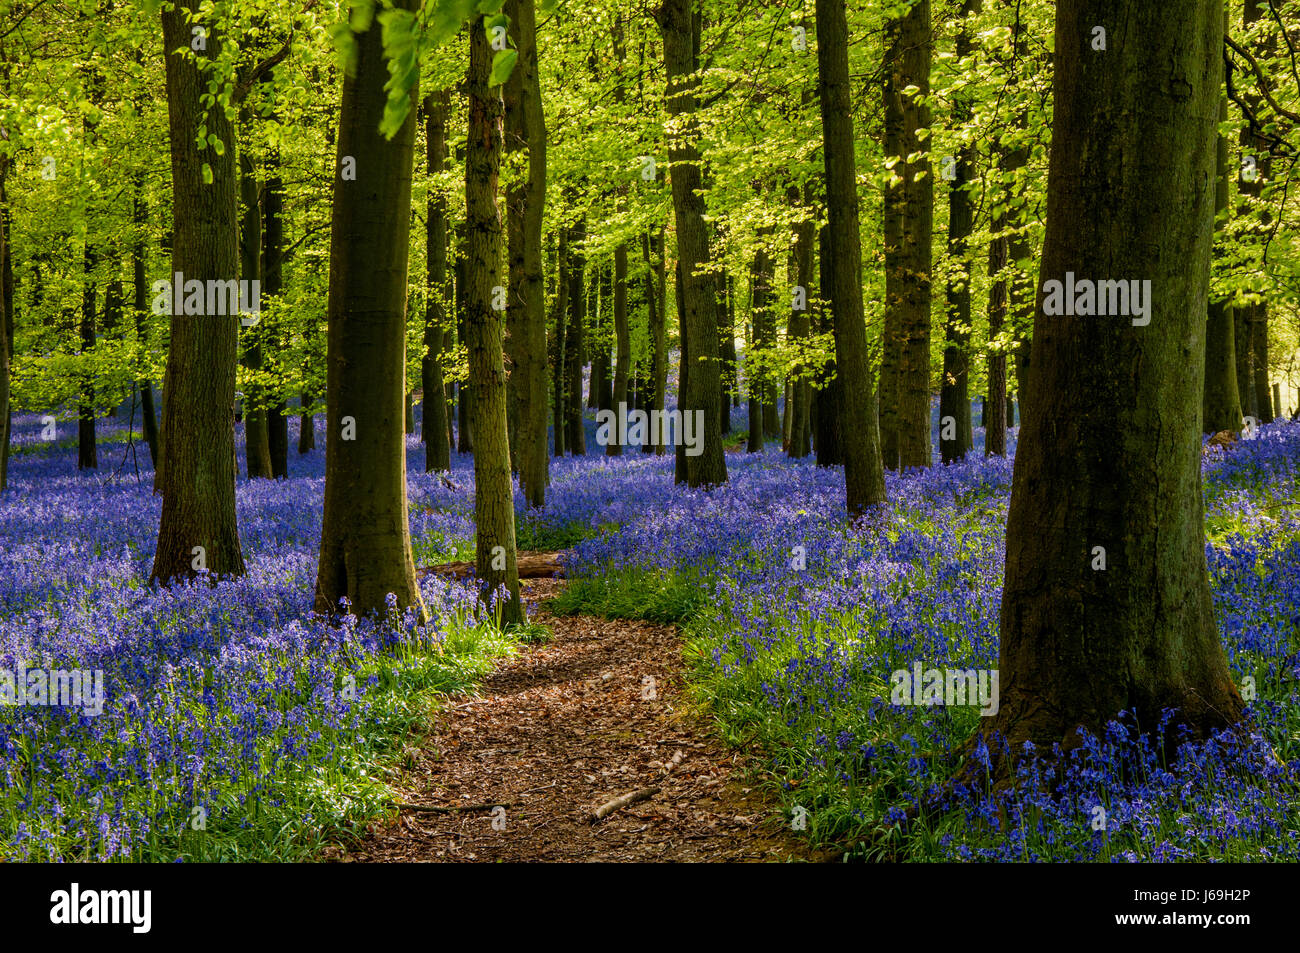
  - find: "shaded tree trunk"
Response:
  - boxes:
[465,14,523,626]
[78,243,98,470]
[152,0,245,582]
[816,0,885,510]
[504,0,549,502]
[939,0,979,465]
[313,2,425,619]
[658,0,727,487]
[981,0,1243,762]
[563,221,586,454]
[423,91,452,473]
[551,228,567,456]
[609,243,630,455]
[239,141,272,479]
[1204,44,1241,435]
[132,181,160,467]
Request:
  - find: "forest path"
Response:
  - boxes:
[333,578,826,862]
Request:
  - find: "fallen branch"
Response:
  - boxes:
[395,801,515,814]
[419,551,566,580]
[589,786,660,824]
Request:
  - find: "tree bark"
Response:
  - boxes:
[131,181,160,467]
[239,141,272,479]
[816,0,885,510]
[264,124,288,478]
[464,15,523,626]
[940,0,979,465]
[423,91,452,473]
[658,0,727,487]
[504,0,549,502]
[982,0,1243,761]
[1204,34,1241,435]
[609,243,630,455]
[563,221,586,454]
[551,228,567,456]
[313,1,425,619]
[153,0,245,582]
[78,242,98,470]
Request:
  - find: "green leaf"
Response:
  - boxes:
[489,48,518,87]
[201,163,213,185]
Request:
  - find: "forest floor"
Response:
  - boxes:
[329,578,829,863]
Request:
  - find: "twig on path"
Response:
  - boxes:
[589,786,660,824]
[395,801,516,814]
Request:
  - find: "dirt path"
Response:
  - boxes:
[331,579,825,862]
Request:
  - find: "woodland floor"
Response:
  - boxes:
[329,578,829,863]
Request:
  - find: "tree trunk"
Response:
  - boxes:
[152,1,245,582]
[504,0,549,503]
[1204,39,1241,435]
[816,0,885,511]
[746,244,770,453]
[313,1,425,619]
[464,15,523,626]
[609,243,630,455]
[551,228,567,456]
[239,142,272,479]
[643,229,667,454]
[563,221,586,454]
[986,208,1008,456]
[455,223,473,454]
[131,181,160,467]
[264,129,288,478]
[813,224,843,468]
[788,187,814,459]
[939,0,979,465]
[982,0,1243,762]
[423,91,452,473]
[78,243,98,470]
[658,0,726,487]
[1239,0,1273,425]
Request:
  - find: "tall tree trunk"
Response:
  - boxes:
[264,125,288,478]
[313,1,425,619]
[239,141,272,479]
[986,199,1009,456]
[423,91,452,473]
[504,0,549,502]
[1239,0,1273,424]
[788,187,814,459]
[465,14,523,626]
[746,244,770,453]
[78,243,98,470]
[981,0,1242,762]
[455,220,473,454]
[609,243,630,455]
[1204,30,1241,435]
[940,0,979,464]
[816,0,885,510]
[643,229,667,454]
[563,221,586,454]
[658,0,727,487]
[882,0,932,469]
[813,223,843,468]
[551,228,567,456]
[674,259,688,483]
[153,1,245,582]
[131,180,160,466]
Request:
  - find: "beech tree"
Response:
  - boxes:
[984,0,1243,759]
[314,0,425,619]
[152,0,245,583]
[464,13,523,626]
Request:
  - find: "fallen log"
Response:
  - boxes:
[419,550,565,580]
[589,786,660,824]
[395,801,516,814]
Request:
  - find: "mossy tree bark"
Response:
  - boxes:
[980,0,1243,761]
[465,15,523,626]
[504,0,549,500]
[423,91,452,474]
[313,2,425,619]
[816,0,885,512]
[152,1,245,582]
[657,0,727,487]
